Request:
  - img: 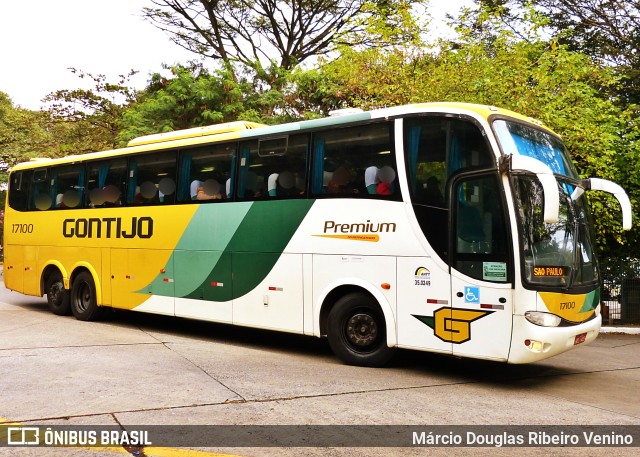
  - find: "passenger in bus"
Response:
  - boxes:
[102,185,122,206]
[158,177,176,204]
[327,166,358,194]
[267,173,279,197]
[56,194,67,208]
[376,182,392,195]
[268,171,298,197]
[366,165,396,196]
[423,176,444,207]
[365,166,379,194]
[191,179,222,200]
[377,166,396,195]
[134,182,160,204]
[190,180,201,199]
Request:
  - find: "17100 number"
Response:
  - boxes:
[12,224,34,233]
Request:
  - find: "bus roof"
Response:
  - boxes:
[126,120,267,147]
[9,102,552,171]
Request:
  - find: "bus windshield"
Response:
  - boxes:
[494,119,598,289]
[493,119,579,179]
[511,175,598,288]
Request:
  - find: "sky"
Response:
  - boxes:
[0,0,473,111]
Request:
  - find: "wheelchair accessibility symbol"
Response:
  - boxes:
[464,286,480,304]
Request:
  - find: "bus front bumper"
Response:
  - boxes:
[508,313,601,364]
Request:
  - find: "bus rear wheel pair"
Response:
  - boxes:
[46,271,101,321]
[327,293,396,367]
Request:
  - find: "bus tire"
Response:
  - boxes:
[70,271,101,321]
[327,293,395,367]
[45,271,71,316]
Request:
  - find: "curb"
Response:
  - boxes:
[600,326,640,335]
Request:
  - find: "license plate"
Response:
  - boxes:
[574,332,587,345]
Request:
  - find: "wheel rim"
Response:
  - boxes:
[345,312,379,349]
[75,282,92,313]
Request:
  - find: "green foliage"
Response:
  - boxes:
[43,68,138,154]
[0,92,60,181]
[337,0,428,49]
[478,0,640,104]
[120,64,244,144]
[117,62,323,145]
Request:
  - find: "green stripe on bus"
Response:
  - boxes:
[184,199,314,300]
[141,200,314,300]
[579,288,600,313]
[140,204,251,298]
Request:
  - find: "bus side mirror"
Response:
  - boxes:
[587,178,633,230]
[503,155,560,224]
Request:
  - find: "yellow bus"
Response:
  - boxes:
[3,103,632,366]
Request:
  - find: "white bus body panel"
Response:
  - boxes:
[232,253,304,333]
[312,255,398,345]
[396,256,451,354]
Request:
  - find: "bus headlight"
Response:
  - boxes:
[525,311,562,327]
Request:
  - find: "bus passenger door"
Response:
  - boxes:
[449,173,513,361]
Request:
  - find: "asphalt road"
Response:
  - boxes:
[1,272,639,457]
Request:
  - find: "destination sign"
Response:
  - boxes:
[532,266,568,277]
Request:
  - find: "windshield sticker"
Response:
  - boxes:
[483,262,507,281]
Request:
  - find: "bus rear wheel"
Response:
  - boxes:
[327,293,395,367]
[46,271,71,316]
[70,271,101,321]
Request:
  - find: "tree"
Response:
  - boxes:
[142,0,426,74]
[476,0,640,104]
[43,68,138,153]
[117,63,307,145]
[133,0,428,133]
[0,92,58,184]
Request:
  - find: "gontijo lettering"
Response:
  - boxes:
[62,217,154,239]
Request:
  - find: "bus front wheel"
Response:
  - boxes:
[70,272,101,321]
[327,293,395,367]
[46,271,71,316]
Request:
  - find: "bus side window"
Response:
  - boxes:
[128,151,177,205]
[448,121,494,173]
[86,159,127,208]
[404,117,447,207]
[178,142,237,202]
[8,170,31,211]
[311,122,398,199]
[237,134,308,200]
[29,168,52,211]
[404,116,495,262]
[52,164,84,209]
